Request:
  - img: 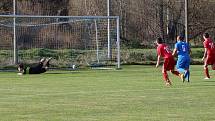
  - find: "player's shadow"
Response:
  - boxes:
[203,81,215,83]
[45,71,80,75]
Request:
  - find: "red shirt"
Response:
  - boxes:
[157,44,173,59]
[203,38,215,57]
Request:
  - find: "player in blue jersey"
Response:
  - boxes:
[172,36,191,82]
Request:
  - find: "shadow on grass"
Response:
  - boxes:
[45,71,81,75]
[203,80,215,83]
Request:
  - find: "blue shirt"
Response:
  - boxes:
[175,41,190,58]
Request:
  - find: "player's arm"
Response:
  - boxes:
[156,47,162,68]
[172,48,177,56]
[202,48,207,61]
[172,43,178,56]
[188,43,191,55]
[156,55,161,68]
[189,49,191,55]
[202,41,208,61]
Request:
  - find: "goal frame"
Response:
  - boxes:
[0,15,121,69]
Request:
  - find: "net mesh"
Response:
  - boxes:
[0,16,119,69]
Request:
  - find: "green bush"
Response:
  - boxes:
[190,48,204,58]
[121,49,157,64]
[121,48,204,65]
[0,48,206,68]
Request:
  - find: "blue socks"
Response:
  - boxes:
[184,70,190,82]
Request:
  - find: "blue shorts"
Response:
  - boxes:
[176,56,190,70]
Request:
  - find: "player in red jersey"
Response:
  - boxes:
[202,33,215,79]
[155,37,183,86]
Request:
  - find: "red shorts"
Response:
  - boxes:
[162,57,176,72]
[205,56,215,65]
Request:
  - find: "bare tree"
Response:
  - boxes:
[0,0,215,48]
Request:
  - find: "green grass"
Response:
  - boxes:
[0,65,215,121]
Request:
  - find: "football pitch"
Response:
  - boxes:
[0,65,215,121]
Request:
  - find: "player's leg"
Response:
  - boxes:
[169,57,180,76]
[184,58,190,82]
[43,57,52,69]
[40,68,47,73]
[162,64,172,86]
[212,63,215,70]
[31,57,45,69]
[163,71,172,86]
[17,63,25,75]
[40,57,46,63]
[176,57,185,73]
[170,69,185,83]
[176,58,185,82]
[170,68,180,77]
[204,65,210,79]
[177,67,186,74]
[36,57,52,74]
[165,79,172,86]
[204,57,210,79]
[170,70,180,76]
[184,69,190,82]
[211,57,215,70]
[163,71,169,82]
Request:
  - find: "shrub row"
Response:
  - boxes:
[0,48,205,69]
[121,48,204,65]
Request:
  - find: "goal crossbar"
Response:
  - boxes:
[0,15,119,19]
[0,15,121,69]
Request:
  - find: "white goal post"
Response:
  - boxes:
[0,15,120,69]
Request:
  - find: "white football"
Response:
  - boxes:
[17,73,23,75]
[72,65,76,69]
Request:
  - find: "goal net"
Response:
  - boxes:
[0,15,120,69]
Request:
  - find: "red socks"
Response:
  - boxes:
[163,72,169,81]
[204,68,210,78]
[171,71,180,76]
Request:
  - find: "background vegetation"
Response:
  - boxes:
[0,48,205,69]
[0,0,214,67]
[0,0,215,48]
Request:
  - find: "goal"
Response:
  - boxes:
[0,15,120,69]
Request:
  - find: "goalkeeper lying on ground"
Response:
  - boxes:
[17,57,52,75]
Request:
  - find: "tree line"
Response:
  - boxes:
[0,0,214,48]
